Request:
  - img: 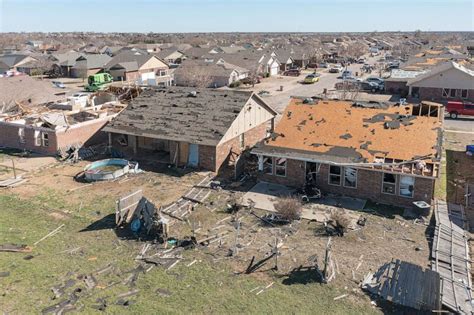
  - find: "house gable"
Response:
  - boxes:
[218,94,276,144]
[408,65,474,90]
[139,56,168,71]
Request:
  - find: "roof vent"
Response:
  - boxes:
[187,91,197,97]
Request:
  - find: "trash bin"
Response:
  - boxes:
[355,71,359,77]
[280,85,284,91]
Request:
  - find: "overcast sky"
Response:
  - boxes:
[0,0,472,33]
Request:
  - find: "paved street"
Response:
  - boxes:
[257,56,381,112]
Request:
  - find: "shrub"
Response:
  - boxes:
[330,211,351,232]
[264,72,270,78]
[274,197,302,221]
[229,81,241,88]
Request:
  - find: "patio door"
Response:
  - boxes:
[188,144,199,167]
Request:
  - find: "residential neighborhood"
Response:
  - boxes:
[0,1,473,314]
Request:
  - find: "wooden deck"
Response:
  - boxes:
[362,259,441,311]
[431,200,473,314]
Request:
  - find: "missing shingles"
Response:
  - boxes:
[339,133,353,140]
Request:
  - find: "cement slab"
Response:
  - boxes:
[242,182,295,212]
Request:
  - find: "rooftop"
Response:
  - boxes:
[254,98,443,165]
[104,87,264,146]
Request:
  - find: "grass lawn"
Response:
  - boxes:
[0,189,379,314]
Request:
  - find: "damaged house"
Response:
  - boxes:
[103,87,277,174]
[0,76,125,155]
[251,98,444,207]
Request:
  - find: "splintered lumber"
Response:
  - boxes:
[333,294,349,301]
[34,224,65,245]
[0,244,32,253]
[245,252,276,274]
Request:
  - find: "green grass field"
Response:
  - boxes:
[0,189,379,314]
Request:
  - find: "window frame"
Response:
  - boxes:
[328,165,342,186]
[449,88,456,98]
[263,156,273,175]
[275,158,287,177]
[18,128,26,144]
[382,172,397,195]
[399,175,415,198]
[41,132,49,147]
[343,167,358,189]
[461,89,468,99]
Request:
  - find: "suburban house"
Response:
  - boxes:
[156,48,186,66]
[70,54,112,78]
[251,98,444,207]
[0,54,38,71]
[274,50,295,71]
[103,53,172,86]
[407,61,474,103]
[174,59,248,88]
[384,69,427,95]
[0,76,124,155]
[50,52,84,77]
[103,87,277,174]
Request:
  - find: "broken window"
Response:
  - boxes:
[382,173,396,195]
[263,156,273,175]
[443,88,456,98]
[399,176,415,198]
[329,165,342,186]
[34,130,41,146]
[306,161,319,182]
[461,89,468,99]
[344,167,357,188]
[18,128,25,144]
[41,133,49,147]
[275,158,287,177]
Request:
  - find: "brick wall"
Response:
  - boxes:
[257,158,435,208]
[215,122,270,173]
[0,118,109,155]
[385,80,409,95]
[418,87,474,103]
[198,145,216,171]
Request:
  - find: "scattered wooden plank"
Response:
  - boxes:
[34,224,65,245]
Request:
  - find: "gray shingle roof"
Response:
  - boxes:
[104,87,255,146]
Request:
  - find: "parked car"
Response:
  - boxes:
[329,64,343,73]
[359,81,381,93]
[341,70,352,79]
[318,62,329,68]
[366,77,385,85]
[257,90,270,97]
[446,101,474,119]
[52,81,65,89]
[357,58,366,64]
[283,69,301,76]
[304,74,320,84]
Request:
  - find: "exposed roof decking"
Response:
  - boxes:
[104,87,256,146]
[258,99,442,164]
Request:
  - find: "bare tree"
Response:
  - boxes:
[176,64,215,88]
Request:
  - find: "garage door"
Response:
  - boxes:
[270,64,278,76]
[141,71,155,81]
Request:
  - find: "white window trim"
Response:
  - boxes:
[343,167,357,189]
[275,158,287,177]
[328,165,342,186]
[263,156,273,175]
[41,132,49,147]
[399,175,415,198]
[381,172,397,195]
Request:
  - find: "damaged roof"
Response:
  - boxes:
[104,87,265,146]
[253,98,442,164]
